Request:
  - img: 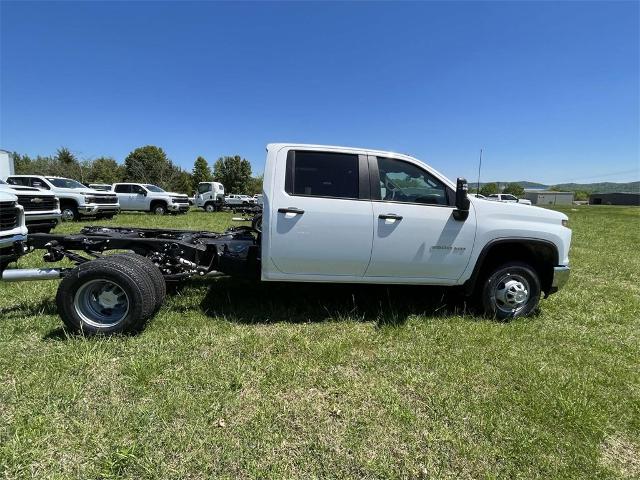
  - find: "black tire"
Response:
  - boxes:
[94,253,166,314]
[56,257,157,335]
[61,204,79,222]
[480,261,541,320]
[151,203,166,215]
[204,203,216,213]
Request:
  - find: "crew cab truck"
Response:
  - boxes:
[225,194,256,206]
[194,181,225,212]
[0,144,571,335]
[0,179,60,233]
[0,191,28,270]
[112,183,190,215]
[5,175,120,221]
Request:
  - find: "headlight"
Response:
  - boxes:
[84,196,94,204]
[562,219,569,228]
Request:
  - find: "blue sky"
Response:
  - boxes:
[1,1,638,184]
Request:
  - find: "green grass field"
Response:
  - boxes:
[1,206,638,479]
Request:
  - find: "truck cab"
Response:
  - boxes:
[5,175,120,221]
[0,179,60,233]
[194,181,225,212]
[112,183,190,215]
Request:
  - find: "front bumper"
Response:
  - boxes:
[25,211,62,228]
[0,234,28,266]
[78,204,121,216]
[549,266,570,294]
[168,203,190,212]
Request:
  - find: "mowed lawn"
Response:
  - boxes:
[0,206,638,479]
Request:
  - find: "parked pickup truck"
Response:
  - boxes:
[0,143,571,335]
[0,191,28,270]
[112,183,190,215]
[487,193,532,205]
[6,175,120,221]
[194,181,225,212]
[225,194,256,205]
[0,179,60,233]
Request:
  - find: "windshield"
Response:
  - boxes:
[144,184,165,192]
[46,177,86,189]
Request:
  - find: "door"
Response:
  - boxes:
[114,184,132,209]
[365,156,476,280]
[268,149,373,276]
[130,185,148,210]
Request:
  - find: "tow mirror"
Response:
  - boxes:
[453,177,470,221]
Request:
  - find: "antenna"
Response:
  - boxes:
[476,148,483,196]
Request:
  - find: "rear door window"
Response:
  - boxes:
[286,151,359,199]
[114,184,131,193]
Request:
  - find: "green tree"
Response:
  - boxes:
[479,182,498,196]
[191,156,212,190]
[167,168,193,195]
[55,147,83,181]
[124,145,174,186]
[246,175,263,195]
[502,183,525,197]
[87,157,125,184]
[212,155,252,194]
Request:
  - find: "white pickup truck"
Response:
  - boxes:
[0,143,571,335]
[6,175,120,221]
[112,183,190,215]
[0,191,28,270]
[487,193,532,205]
[225,194,256,206]
[0,179,60,233]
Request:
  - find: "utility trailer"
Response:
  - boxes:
[1,225,260,335]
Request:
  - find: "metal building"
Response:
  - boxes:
[524,190,574,206]
[589,192,640,206]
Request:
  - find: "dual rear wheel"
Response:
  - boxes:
[56,254,166,335]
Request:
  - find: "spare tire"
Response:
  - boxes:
[56,256,157,335]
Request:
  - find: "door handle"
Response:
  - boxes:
[379,213,403,220]
[278,207,305,215]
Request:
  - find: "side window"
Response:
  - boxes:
[198,184,211,194]
[114,184,131,193]
[375,157,449,206]
[30,178,50,190]
[286,151,359,199]
[132,185,146,194]
[7,177,29,186]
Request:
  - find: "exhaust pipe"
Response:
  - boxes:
[1,268,66,282]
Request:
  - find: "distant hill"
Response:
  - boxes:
[473,181,639,193]
[552,181,640,193]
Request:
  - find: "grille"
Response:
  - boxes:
[91,195,118,204]
[17,195,57,212]
[171,197,189,204]
[0,202,19,231]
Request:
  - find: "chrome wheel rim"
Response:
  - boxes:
[154,206,165,215]
[61,208,75,221]
[205,204,214,212]
[74,279,130,328]
[492,273,530,315]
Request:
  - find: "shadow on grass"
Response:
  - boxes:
[0,298,59,317]
[199,277,472,326]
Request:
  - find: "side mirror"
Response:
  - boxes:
[453,177,470,221]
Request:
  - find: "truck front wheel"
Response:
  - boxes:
[151,203,166,215]
[61,204,79,221]
[480,261,541,320]
[56,256,158,335]
[204,203,216,213]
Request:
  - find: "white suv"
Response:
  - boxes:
[6,175,120,221]
[112,183,190,215]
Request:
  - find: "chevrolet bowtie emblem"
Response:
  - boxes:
[30,197,43,203]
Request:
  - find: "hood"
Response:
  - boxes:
[166,192,188,197]
[0,191,18,202]
[0,184,56,196]
[56,187,114,196]
[470,196,567,224]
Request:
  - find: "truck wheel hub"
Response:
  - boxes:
[74,280,129,327]
[494,276,530,311]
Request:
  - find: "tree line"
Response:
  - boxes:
[11,146,263,195]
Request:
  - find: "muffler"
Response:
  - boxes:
[1,268,66,282]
